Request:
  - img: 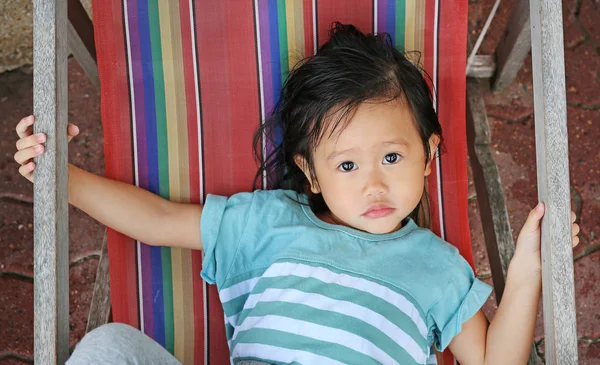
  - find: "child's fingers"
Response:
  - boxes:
[14,145,44,165]
[18,162,35,183]
[67,123,80,143]
[572,235,580,248]
[520,202,545,235]
[16,115,35,139]
[16,133,46,151]
[572,223,580,237]
[67,123,80,136]
[571,211,576,223]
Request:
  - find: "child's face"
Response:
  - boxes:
[298,99,438,234]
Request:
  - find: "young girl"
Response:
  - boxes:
[15,23,578,365]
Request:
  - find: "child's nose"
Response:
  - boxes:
[363,171,388,196]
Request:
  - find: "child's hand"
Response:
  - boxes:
[14,115,79,183]
[514,202,580,273]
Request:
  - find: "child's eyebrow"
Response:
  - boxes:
[327,147,358,161]
[327,139,409,160]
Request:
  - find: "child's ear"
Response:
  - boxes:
[424,134,441,177]
[294,154,321,194]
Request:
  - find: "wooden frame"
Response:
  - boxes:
[33,0,69,363]
[67,0,99,88]
[492,0,531,91]
[529,0,578,363]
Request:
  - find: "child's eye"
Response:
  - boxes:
[383,153,401,164]
[338,161,357,172]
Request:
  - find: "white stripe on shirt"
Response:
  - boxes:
[219,277,261,302]
[233,315,400,365]
[232,288,427,363]
[261,262,427,337]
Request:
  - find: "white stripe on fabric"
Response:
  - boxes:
[219,277,260,303]
[122,0,146,334]
[254,0,267,188]
[261,262,427,337]
[233,315,399,365]
[234,288,427,364]
[233,343,346,365]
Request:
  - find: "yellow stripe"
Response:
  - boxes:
[294,0,305,61]
[158,0,194,363]
[286,0,297,71]
[404,0,416,52]
[415,0,425,62]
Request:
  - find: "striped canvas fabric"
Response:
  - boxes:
[92,0,469,364]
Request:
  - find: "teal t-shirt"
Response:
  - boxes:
[201,189,491,365]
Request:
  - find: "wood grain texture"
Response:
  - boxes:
[529,0,578,363]
[33,0,69,363]
[493,0,531,91]
[467,79,539,365]
[85,233,111,334]
[466,79,514,301]
[466,55,496,79]
[67,0,98,88]
[68,20,99,89]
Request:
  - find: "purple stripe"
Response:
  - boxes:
[259,0,276,184]
[377,0,386,34]
[259,0,274,119]
[140,244,154,337]
[127,0,149,190]
[125,0,154,338]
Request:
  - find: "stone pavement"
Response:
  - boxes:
[0,0,598,363]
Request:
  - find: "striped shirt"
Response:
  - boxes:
[201,190,491,364]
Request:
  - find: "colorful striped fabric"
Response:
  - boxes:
[92,1,468,364]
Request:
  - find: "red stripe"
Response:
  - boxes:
[437,0,472,267]
[303,0,315,56]
[92,0,139,329]
[316,0,373,47]
[178,0,204,362]
[195,1,260,363]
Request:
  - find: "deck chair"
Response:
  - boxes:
[91,0,469,363]
[31,0,577,364]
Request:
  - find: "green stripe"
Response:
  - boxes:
[222,293,249,319]
[233,328,381,365]
[148,0,173,353]
[148,0,170,198]
[235,275,428,350]
[245,301,422,363]
[161,247,174,353]
[277,0,290,81]
[395,0,406,50]
[221,269,267,291]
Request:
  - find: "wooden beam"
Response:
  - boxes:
[466,79,514,301]
[85,233,112,334]
[32,0,69,364]
[67,0,99,88]
[67,0,96,60]
[492,0,531,92]
[467,78,539,365]
[529,0,578,363]
[466,55,496,79]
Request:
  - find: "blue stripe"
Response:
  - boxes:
[386,0,396,46]
[138,0,165,347]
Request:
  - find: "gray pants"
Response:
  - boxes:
[67,323,182,364]
[68,323,272,365]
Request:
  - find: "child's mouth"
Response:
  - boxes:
[362,204,395,219]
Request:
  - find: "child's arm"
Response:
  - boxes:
[448,204,579,365]
[14,115,203,250]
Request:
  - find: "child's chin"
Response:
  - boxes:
[360,221,402,235]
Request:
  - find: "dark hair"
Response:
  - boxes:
[253,22,442,228]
